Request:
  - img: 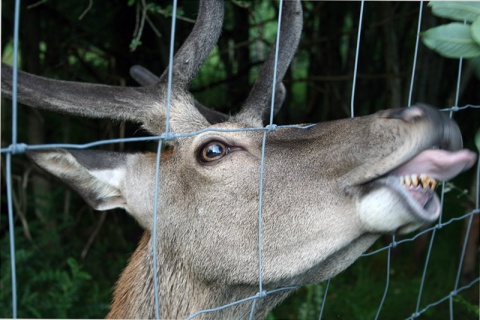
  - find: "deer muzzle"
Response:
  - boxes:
[357,105,477,234]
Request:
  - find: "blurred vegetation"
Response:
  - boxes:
[1,1,479,318]
[421,2,480,59]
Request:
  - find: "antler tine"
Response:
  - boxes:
[157,0,224,88]
[1,65,152,123]
[1,0,224,135]
[235,0,302,126]
[130,65,160,86]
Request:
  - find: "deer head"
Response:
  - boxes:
[2,0,477,319]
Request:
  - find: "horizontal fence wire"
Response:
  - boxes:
[2,0,479,319]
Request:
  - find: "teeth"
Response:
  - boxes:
[405,175,412,186]
[419,174,428,189]
[411,175,419,187]
[399,174,438,190]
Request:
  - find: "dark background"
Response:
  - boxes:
[1,1,479,318]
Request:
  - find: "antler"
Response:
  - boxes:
[235,0,303,126]
[1,0,224,135]
[129,64,286,125]
[129,65,160,86]
[130,65,228,124]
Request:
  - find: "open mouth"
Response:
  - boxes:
[398,173,439,220]
[355,104,477,233]
[383,148,476,223]
[379,174,441,223]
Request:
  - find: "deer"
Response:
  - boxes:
[1,0,477,319]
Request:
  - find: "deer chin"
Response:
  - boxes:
[358,148,477,234]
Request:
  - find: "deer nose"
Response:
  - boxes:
[389,104,464,151]
[413,104,463,151]
[439,116,463,151]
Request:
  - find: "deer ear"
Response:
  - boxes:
[26,149,128,211]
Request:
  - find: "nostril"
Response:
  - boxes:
[401,106,424,122]
[388,106,424,122]
[441,120,463,151]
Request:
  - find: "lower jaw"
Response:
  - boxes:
[372,175,441,222]
[395,182,441,223]
[357,177,441,234]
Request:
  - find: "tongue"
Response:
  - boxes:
[393,149,477,181]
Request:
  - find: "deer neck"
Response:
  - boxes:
[106,231,288,319]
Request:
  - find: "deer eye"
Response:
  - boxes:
[199,141,230,163]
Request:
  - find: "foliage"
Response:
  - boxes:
[454,295,480,317]
[422,2,480,58]
[1,220,108,318]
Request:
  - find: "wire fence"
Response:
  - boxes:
[2,0,479,319]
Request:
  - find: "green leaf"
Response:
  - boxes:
[472,17,480,45]
[421,23,480,58]
[429,2,480,22]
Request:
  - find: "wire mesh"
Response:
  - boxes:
[2,1,479,319]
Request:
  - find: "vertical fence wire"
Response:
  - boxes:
[249,128,269,320]
[411,2,433,315]
[414,217,439,316]
[3,1,479,319]
[452,204,475,317]
[6,0,22,318]
[447,21,470,319]
[152,137,164,320]
[319,2,365,317]
[250,0,285,317]
[317,278,330,320]
[256,0,283,301]
[6,154,17,319]
[350,0,364,118]
[414,20,466,318]
[408,1,423,107]
[151,1,178,318]
[374,245,392,320]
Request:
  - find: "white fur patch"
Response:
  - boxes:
[358,188,420,233]
[90,168,126,189]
